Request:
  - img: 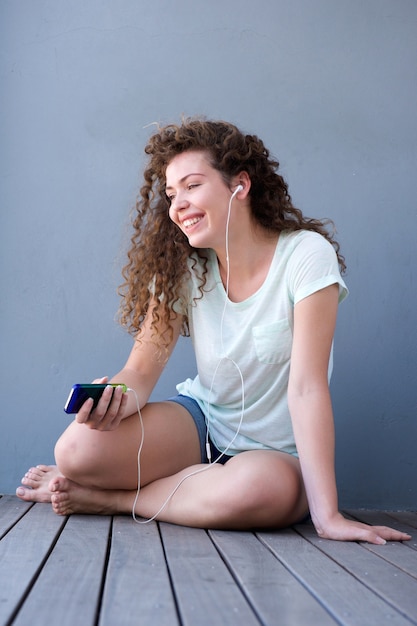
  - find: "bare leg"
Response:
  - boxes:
[17,400,201,503]
[55,401,201,487]
[132,450,308,528]
[49,450,308,529]
[17,400,308,529]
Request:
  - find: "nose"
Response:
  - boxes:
[169,192,188,217]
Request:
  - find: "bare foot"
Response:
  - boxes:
[16,465,62,503]
[49,476,125,516]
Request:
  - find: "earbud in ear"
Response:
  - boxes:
[232,185,243,199]
[230,184,243,200]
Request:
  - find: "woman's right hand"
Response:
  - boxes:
[75,376,129,431]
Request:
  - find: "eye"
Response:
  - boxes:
[187,183,200,191]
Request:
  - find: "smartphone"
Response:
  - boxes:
[64,383,127,414]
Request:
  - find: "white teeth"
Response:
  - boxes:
[183,217,202,228]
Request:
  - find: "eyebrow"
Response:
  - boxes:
[165,173,206,191]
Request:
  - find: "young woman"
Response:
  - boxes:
[17,119,410,544]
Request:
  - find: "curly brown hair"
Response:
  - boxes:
[118,117,346,354]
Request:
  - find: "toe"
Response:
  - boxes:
[49,479,59,493]
[26,467,41,477]
[51,493,70,516]
[16,487,31,501]
[49,476,67,493]
[22,474,39,489]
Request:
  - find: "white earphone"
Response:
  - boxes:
[130,178,247,525]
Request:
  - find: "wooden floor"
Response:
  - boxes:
[0,496,416,626]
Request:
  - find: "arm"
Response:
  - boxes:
[289,284,411,544]
[76,301,184,430]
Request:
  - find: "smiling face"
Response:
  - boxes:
[165,150,236,252]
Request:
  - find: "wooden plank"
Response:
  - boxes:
[387,512,417,530]
[0,503,67,625]
[1,499,416,626]
[0,495,33,539]
[12,514,112,626]
[160,523,260,626]
[347,510,417,541]
[295,523,417,624]
[384,512,417,551]
[360,541,417,579]
[209,529,336,625]
[258,526,411,626]
[99,517,179,626]
[346,510,417,567]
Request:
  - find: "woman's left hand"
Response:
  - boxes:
[314,512,412,544]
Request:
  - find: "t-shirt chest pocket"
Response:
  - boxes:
[252,319,292,364]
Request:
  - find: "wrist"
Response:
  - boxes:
[311,510,343,536]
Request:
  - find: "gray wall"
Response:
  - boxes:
[1,0,416,507]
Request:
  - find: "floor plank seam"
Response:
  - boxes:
[255,529,340,624]
[293,527,417,624]
[94,516,114,626]
[1,504,415,626]
[360,542,417,579]
[157,521,183,626]
[6,511,70,626]
[207,530,264,625]
[0,502,35,541]
[288,529,350,624]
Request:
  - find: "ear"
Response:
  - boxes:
[232,171,251,198]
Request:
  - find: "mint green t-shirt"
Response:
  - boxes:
[176,230,348,457]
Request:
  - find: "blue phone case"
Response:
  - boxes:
[64,384,127,414]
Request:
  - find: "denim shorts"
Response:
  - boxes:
[168,394,231,465]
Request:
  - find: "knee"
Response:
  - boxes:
[209,456,306,528]
[206,464,268,525]
[54,426,96,483]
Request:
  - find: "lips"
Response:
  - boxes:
[183,217,202,228]
[181,214,204,231]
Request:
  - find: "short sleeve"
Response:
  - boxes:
[286,232,348,305]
